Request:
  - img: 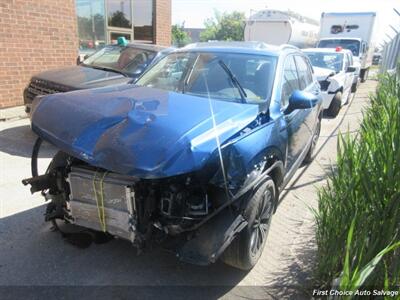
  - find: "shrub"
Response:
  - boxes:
[314,72,400,292]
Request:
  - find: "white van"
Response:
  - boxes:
[317,12,377,83]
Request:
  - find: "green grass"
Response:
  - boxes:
[314,68,400,294]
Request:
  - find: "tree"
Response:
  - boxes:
[200,11,245,42]
[171,24,192,47]
[109,11,131,28]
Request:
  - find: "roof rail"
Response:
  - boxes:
[182,41,271,50]
[279,44,299,50]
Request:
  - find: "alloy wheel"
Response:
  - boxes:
[249,189,273,257]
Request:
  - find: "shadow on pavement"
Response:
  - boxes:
[265,238,317,300]
[0,205,251,299]
[0,125,57,158]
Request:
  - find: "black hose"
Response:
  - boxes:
[31,137,42,177]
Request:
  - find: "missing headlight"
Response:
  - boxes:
[318,80,330,91]
[160,184,209,218]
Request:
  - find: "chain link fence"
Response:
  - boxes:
[380,9,400,74]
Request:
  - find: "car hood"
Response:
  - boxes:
[31,85,259,178]
[313,66,335,81]
[32,66,131,90]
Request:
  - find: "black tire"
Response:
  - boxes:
[221,177,276,270]
[326,91,342,118]
[351,81,358,93]
[303,116,321,164]
[360,68,369,83]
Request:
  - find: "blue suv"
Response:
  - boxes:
[24,42,322,270]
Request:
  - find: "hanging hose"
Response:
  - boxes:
[31,137,42,177]
[29,136,61,233]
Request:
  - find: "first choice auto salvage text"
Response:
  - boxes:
[313,289,399,297]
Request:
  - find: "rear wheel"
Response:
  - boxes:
[303,117,321,164]
[351,81,358,93]
[326,91,342,118]
[360,68,369,83]
[221,177,276,270]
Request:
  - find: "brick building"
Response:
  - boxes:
[0,0,171,109]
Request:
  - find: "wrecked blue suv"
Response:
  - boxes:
[24,42,322,270]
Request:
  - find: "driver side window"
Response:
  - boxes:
[281,56,300,109]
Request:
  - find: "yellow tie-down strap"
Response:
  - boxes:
[92,171,109,232]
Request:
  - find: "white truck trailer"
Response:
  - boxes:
[317,12,377,82]
[244,10,319,48]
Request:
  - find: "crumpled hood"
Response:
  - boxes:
[313,66,335,81]
[33,66,131,90]
[31,85,259,178]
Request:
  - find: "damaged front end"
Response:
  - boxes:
[23,141,253,265]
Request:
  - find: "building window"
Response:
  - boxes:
[76,0,106,50]
[133,0,153,42]
[76,0,155,48]
[107,0,133,29]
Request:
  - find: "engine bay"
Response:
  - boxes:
[22,149,227,252]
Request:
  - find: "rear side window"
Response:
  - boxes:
[344,54,350,70]
[281,56,300,108]
[347,53,353,65]
[295,56,313,90]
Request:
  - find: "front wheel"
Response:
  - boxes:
[221,177,276,270]
[326,92,342,118]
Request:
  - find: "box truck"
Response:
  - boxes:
[244,10,319,48]
[317,12,377,82]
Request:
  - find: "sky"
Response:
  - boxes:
[172,0,400,46]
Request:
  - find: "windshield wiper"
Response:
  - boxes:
[82,64,129,77]
[218,60,247,103]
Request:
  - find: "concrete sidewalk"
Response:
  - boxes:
[0,105,27,121]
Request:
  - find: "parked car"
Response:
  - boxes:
[303,48,356,117]
[23,43,171,114]
[372,52,382,65]
[23,42,323,270]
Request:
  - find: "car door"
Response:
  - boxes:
[344,53,355,95]
[341,54,350,97]
[280,55,313,171]
[294,55,320,154]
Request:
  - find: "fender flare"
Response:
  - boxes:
[253,160,284,213]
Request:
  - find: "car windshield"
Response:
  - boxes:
[82,46,157,76]
[318,39,360,56]
[135,51,277,103]
[305,52,344,73]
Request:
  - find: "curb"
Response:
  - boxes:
[0,106,28,122]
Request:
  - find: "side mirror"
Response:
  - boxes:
[77,54,91,65]
[346,66,356,73]
[285,90,319,114]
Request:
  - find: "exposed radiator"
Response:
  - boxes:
[67,166,137,242]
